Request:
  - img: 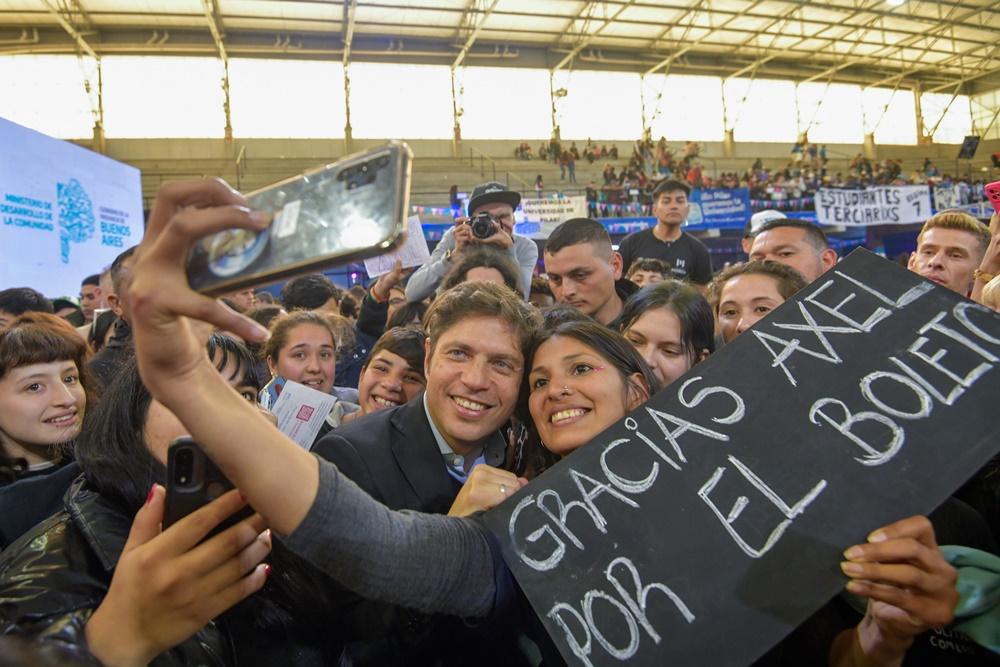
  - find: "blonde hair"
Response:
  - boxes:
[918,211,990,259]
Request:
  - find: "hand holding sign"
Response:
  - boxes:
[484,249,999,667]
[838,515,959,662]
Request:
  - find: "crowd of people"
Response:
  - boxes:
[0,172,997,667]
[506,133,993,217]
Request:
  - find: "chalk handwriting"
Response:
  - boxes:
[699,455,828,558]
[548,555,696,667]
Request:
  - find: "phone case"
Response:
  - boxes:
[186,141,413,295]
[985,181,1000,213]
[163,438,253,535]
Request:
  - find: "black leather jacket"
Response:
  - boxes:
[0,475,232,665]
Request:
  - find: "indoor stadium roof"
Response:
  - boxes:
[1,0,999,94]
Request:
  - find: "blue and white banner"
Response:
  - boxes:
[0,117,143,297]
[685,187,751,229]
[815,186,932,226]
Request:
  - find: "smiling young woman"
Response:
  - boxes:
[0,312,97,483]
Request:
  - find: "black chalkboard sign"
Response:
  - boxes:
[483,248,1000,667]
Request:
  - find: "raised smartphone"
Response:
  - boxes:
[163,436,253,534]
[186,141,412,295]
[984,180,1000,213]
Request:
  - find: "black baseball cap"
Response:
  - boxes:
[467,181,521,216]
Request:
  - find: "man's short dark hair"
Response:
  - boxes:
[652,179,691,199]
[280,274,342,310]
[626,257,671,279]
[424,281,541,358]
[0,288,54,316]
[755,218,831,252]
[81,274,100,287]
[110,246,138,295]
[545,218,612,257]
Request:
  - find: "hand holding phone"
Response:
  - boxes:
[164,437,254,535]
[86,483,270,667]
[186,142,412,295]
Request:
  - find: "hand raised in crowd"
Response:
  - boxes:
[85,485,271,667]
[128,179,272,395]
[129,177,319,541]
[447,464,527,517]
[832,515,958,666]
[371,258,411,302]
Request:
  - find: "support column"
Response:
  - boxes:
[549,71,559,139]
[914,83,932,146]
[343,65,353,154]
[863,132,876,160]
[721,83,733,158]
[222,59,233,143]
[450,68,461,157]
[90,58,106,154]
[723,129,735,158]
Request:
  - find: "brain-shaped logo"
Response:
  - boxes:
[57,178,95,264]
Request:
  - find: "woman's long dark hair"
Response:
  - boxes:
[76,333,262,511]
[513,320,661,477]
[618,280,716,365]
[74,334,345,657]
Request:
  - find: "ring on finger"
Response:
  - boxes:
[499,484,508,495]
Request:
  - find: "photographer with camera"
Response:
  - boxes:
[405,182,537,302]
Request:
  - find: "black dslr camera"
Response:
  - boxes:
[467,212,498,239]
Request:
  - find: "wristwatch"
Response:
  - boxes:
[975,268,996,283]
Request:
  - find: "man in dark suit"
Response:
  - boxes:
[312,281,542,665]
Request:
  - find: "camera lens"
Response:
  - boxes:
[175,448,194,486]
[469,213,496,239]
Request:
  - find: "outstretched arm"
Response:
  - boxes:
[129,179,318,537]
[127,179,502,619]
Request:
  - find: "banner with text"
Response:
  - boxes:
[686,187,752,229]
[816,186,932,226]
[519,196,588,239]
[0,117,143,296]
[484,249,1000,666]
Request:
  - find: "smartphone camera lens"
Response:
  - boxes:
[175,448,194,486]
[344,161,378,190]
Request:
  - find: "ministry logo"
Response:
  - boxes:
[57,178,95,264]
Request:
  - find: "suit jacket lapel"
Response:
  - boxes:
[389,397,459,514]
